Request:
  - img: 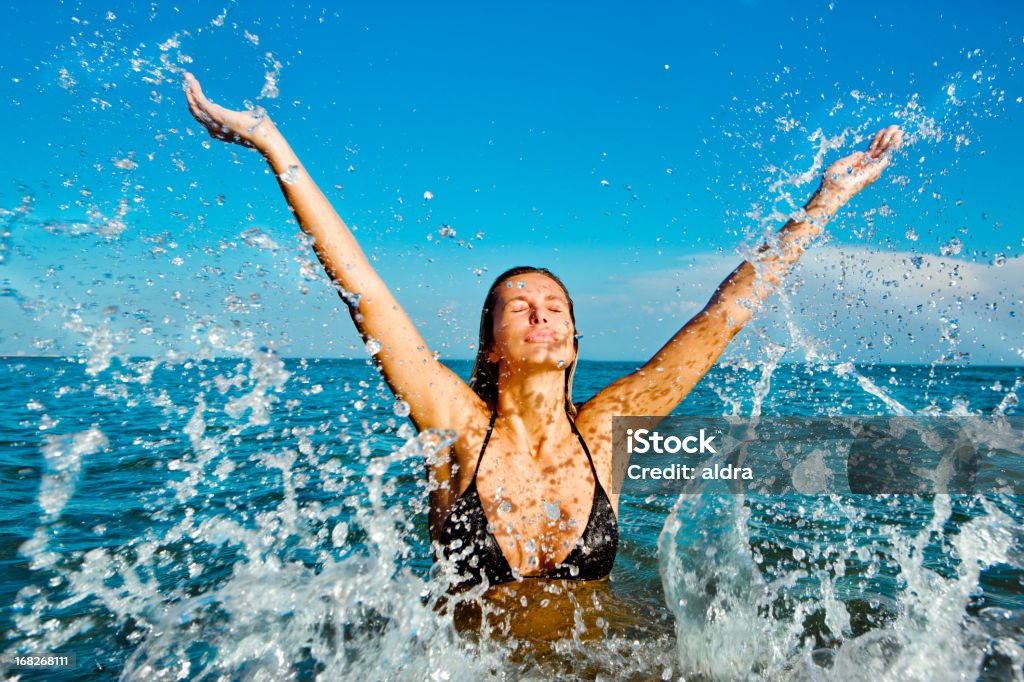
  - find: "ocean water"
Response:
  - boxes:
[1,356,1021,680]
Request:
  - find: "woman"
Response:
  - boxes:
[184,73,903,590]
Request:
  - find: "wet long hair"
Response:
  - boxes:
[468,266,579,417]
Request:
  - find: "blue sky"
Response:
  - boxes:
[1,1,1022,364]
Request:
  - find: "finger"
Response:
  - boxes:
[888,128,904,152]
[870,125,898,158]
[882,126,899,149]
[876,130,891,153]
[184,88,204,121]
[183,72,198,99]
[186,73,212,108]
[184,82,199,111]
[184,89,210,124]
[880,126,902,154]
[183,77,207,118]
[867,128,886,157]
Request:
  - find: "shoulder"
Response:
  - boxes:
[574,398,617,442]
[424,400,495,536]
[572,401,617,490]
[424,399,493,489]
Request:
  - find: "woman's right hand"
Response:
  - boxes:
[183,72,279,151]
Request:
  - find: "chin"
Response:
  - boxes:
[515,347,574,370]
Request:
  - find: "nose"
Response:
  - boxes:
[529,306,546,324]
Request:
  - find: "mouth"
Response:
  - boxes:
[524,330,558,343]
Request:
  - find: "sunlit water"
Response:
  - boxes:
[1,358,1021,680]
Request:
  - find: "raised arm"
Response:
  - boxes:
[581,125,904,420]
[183,73,482,432]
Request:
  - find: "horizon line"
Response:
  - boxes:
[2,354,1022,369]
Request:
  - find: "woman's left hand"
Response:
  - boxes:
[819,125,903,207]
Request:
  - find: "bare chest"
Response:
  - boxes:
[473,438,597,575]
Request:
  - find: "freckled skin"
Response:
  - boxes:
[471,423,596,574]
[185,76,902,582]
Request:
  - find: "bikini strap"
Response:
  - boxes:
[567,416,601,481]
[473,412,598,486]
[470,411,498,481]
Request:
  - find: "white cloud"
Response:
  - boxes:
[785,247,1023,364]
[570,246,1023,365]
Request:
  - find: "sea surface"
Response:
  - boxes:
[1,357,1022,680]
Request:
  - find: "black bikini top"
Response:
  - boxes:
[438,412,619,587]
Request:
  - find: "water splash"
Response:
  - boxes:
[659,492,1020,680]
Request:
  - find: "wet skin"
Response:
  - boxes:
[185,72,903,583]
[467,272,596,574]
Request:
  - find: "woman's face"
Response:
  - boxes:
[488,272,576,371]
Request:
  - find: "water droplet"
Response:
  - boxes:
[393,400,410,417]
[423,190,433,200]
[993,253,1006,267]
[242,228,279,251]
[557,360,566,369]
[505,282,513,288]
[331,522,348,547]
[524,539,537,553]
[279,165,300,185]
[517,282,526,289]
[543,500,560,520]
[939,237,963,256]
[364,338,382,356]
[498,500,511,515]
[58,67,76,90]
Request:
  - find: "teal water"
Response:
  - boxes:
[1,357,1021,680]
